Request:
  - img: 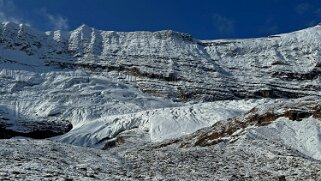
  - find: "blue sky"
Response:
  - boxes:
[1,0,321,39]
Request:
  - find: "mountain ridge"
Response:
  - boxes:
[2,22,321,102]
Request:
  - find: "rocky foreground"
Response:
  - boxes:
[2,97,321,180]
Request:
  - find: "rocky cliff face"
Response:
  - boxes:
[1,22,321,102]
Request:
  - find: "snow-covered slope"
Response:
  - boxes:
[250,117,321,160]
[1,21,321,145]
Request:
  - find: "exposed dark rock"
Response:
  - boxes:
[0,120,72,139]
